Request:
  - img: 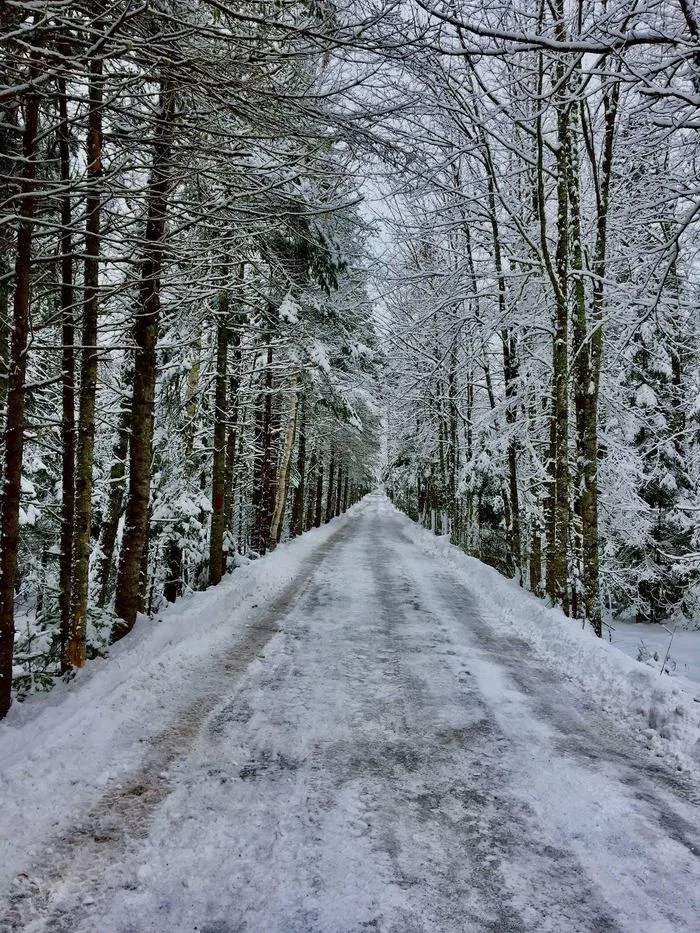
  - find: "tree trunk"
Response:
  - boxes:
[0,83,39,719]
[578,82,618,636]
[114,79,177,638]
[502,327,521,577]
[314,454,324,527]
[304,444,316,532]
[57,76,76,672]
[269,373,299,548]
[96,389,131,607]
[222,306,243,571]
[324,450,335,523]
[530,515,543,596]
[251,345,274,554]
[549,48,571,615]
[290,398,306,538]
[483,139,521,577]
[209,290,229,586]
[67,57,103,668]
[334,464,343,518]
[163,539,182,604]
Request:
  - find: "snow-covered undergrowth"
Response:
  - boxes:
[0,504,363,892]
[612,622,700,689]
[388,499,700,776]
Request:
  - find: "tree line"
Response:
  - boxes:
[0,1,380,718]
[380,0,700,635]
[2,0,699,719]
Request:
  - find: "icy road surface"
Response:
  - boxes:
[3,495,700,932]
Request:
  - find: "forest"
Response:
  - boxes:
[1,0,699,720]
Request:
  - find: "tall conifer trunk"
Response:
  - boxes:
[0,82,39,719]
[549,35,571,615]
[96,395,131,607]
[209,288,229,585]
[57,76,76,670]
[67,57,103,667]
[290,397,306,538]
[252,345,274,554]
[222,301,244,570]
[314,455,324,527]
[324,450,335,523]
[269,373,299,547]
[304,445,317,531]
[114,79,177,637]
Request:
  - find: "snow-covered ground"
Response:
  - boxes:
[611,621,700,693]
[2,494,700,932]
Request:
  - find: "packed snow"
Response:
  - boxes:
[1,495,700,932]
[611,621,700,692]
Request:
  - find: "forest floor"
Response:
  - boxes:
[612,621,700,690]
[2,495,700,932]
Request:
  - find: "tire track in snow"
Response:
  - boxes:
[1,518,357,933]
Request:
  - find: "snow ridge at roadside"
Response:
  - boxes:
[384,496,700,777]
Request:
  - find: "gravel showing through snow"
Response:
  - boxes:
[1,495,700,932]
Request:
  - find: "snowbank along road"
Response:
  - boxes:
[2,494,700,932]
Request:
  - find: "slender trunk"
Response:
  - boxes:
[324,450,335,523]
[57,77,76,671]
[447,345,459,542]
[304,449,316,532]
[67,58,103,667]
[533,38,569,611]
[579,82,618,636]
[545,380,557,600]
[163,539,182,604]
[483,145,522,576]
[550,49,571,615]
[0,83,39,719]
[222,305,243,569]
[0,260,9,425]
[114,79,177,638]
[290,399,306,538]
[569,94,588,622]
[314,454,324,527]
[530,514,543,596]
[0,10,18,438]
[96,394,131,607]
[334,463,343,518]
[502,328,521,576]
[269,373,299,548]
[209,291,229,586]
[251,345,274,554]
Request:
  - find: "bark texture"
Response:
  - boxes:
[0,84,39,718]
[114,80,177,637]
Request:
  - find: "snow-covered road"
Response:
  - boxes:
[3,495,700,932]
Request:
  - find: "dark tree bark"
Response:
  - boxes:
[334,463,343,518]
[209,288,229,586]
[549,7,571,616]
[324,449,335,523]
[0,83,39,719]
[163,539,182,604]
[314,454,324,527]
[270,373,299,548]
[222,305,243,571]
[96,387,131,607]
[57,76,76,672]
[290,399,306,538]
[67,57,103,668]
[114,79,177,638]
[251,345,274,554]
[0,7,19,434]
